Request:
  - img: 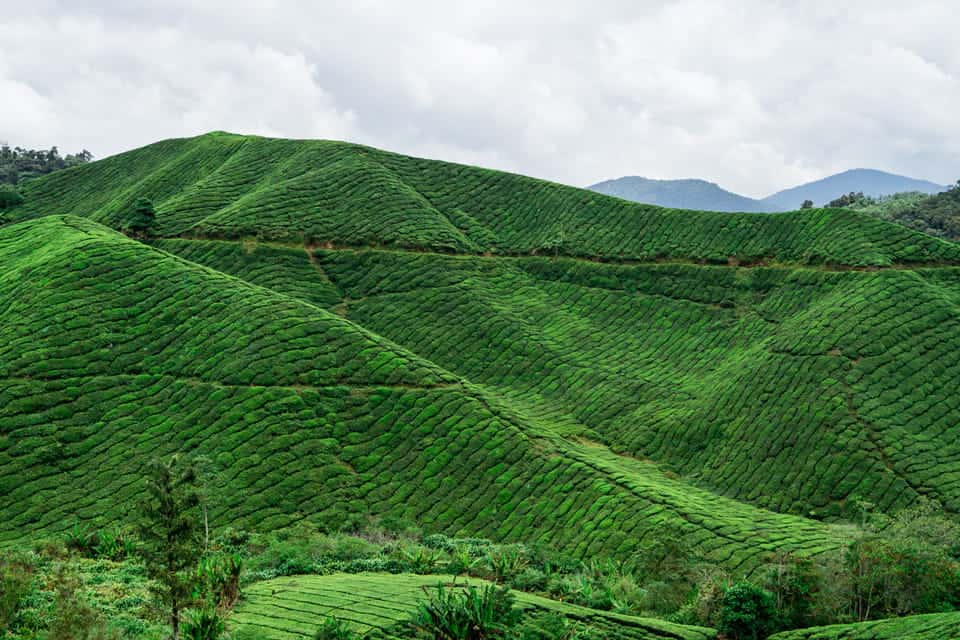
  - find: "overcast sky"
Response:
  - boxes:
[2,1,957,197]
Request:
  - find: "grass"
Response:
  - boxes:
[768,612,960,639]
[230,573,716,639]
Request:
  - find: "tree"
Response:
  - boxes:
[800,199,814,209]
[0,185,24,211]
[827,192,872,209]
[762,553,817,630]
[0,143,93,185]
[718,582,777,640]
[127,197,156,234]
[137,455,202,640]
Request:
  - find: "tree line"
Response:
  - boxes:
[811,182,960,242]
[0,144,92,185]
[0,143,95,216]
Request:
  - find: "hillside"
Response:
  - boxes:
[10,132,960,267]
[768,612,960,639]
[762,169,947,210]
[0,215,844,571]
[587,176,775,213]
[232,574,716,639]
[4,133,960,638]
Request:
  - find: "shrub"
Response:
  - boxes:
[314,616,358,640]
[47,564,120,640]
[0,185,24,210]
[195,553,242,610]
[182,607,226,640]
[516,612,598,640]
[483,546,529,584]
[718,582,777,640]
[0,555,34,631]
[409,583,521,639]
[762,553,817,630]
[399,545,442,575]
[126,197,156,234]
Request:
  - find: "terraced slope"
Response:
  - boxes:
[231,573,716,640]
[769,612,960,639]
[12,132,960,266]
[153,238,960,520]
[0,216,843,571]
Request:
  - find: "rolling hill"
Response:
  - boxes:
[232,574,716,639]
[768,612,960,640]
[0,214,842,571]
[3,133,960,637]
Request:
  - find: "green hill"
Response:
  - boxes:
[10,132,960,266]
[3,133,960,638]
[0,215,840,571]
[150,237,960,520]
[768,612,960,639]
[232,573,716,639]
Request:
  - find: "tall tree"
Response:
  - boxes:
[137,455,202,640]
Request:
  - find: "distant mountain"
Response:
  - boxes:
[588,169,948,213]
[588,176,776,212]
[761,169,948,211]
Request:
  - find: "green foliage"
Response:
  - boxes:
[718,582,778,640]
[408,583,521,640]
[232,573,715,640]
[315,617,359,640]
[515,612,599,640]
[767,611,960,639]
[4,135,960,640]
[761,554,818,630]
[846,182,960,241]
[0,554,34,632]
[46,563,120,640]
[137,455,203,640]
[483,546,530,584]
[400,545,443,575]
[13,132,960,266]
[195,553,242,610]
[181,607,226,640]
[126,197,156,234]
[826,192,870,208]
[0,185,24,210]
[0,143,92,185]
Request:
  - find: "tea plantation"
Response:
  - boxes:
[0,216,847,570]
[10,132,960,266]
[150,239,960,521]
[768,612,960,639]
[232,573,716,639]
[3,133,960,639]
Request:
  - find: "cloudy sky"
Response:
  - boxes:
[2,1,957,197]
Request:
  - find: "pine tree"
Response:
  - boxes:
[137,455,201,640]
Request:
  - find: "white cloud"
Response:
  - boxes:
[1,1,957,197]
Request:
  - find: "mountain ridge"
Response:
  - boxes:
[589,168,948,212]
